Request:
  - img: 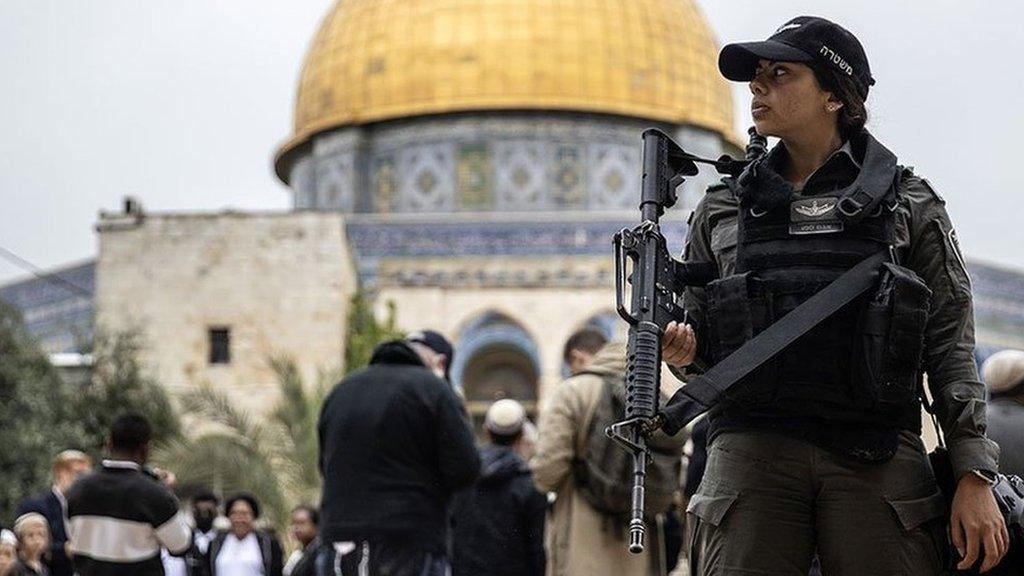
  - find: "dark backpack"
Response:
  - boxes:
[572,372,681,521]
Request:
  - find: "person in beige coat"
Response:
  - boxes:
[531,341,686,576]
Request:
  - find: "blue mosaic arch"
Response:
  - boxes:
[451,311,541,414]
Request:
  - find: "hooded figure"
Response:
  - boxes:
[451,399,546,576]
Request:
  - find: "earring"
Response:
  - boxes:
[827,103,840,113]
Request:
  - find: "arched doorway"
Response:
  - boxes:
[452,312,540,429]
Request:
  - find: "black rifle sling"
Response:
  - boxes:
[661,249,891,432]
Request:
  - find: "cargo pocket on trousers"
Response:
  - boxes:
[886,489,949,574]
[687,488,740,527]
[687,486,739,575]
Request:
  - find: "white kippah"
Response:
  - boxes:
[981,349,1024,395]
[485,399,526,436]
[0,529,15,546]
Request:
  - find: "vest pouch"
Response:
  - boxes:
[707,272,753,362]
[853,262,933,412]
[707,272,775,405]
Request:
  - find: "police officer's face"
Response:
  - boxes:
[749,60,838,140]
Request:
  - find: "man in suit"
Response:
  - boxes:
[16,450,93,576]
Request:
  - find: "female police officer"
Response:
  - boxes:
[660,16,1009,575]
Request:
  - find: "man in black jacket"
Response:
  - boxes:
[451,399,546,576]
[317,335,480,576]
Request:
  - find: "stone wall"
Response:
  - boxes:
[95,210,356,414]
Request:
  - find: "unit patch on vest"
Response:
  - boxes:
[790,196,844,235]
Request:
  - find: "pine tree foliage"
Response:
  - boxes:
[0,310,182,525]
[74,329,181,456]
[344,289,403,374]
[0,301,83,525]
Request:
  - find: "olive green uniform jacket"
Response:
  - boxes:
[679,143,1000,480]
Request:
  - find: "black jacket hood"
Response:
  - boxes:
[479,445,529,485]
[369,340,425,367]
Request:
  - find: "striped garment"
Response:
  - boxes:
[65,460,192,576]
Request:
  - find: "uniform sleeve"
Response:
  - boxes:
[529,380,584,493]
[435,384,482,491]
[679,197,716,369]
[904,179,1000,480]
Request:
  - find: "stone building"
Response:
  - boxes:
[94,206,356,414]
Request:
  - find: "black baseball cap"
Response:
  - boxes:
[407,329,454,380]
[719,16,875,99]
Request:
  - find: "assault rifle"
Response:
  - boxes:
[606,127,767,554]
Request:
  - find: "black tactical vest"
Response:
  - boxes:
[704,133,930,444]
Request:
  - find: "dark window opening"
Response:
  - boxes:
[209,328,231,365]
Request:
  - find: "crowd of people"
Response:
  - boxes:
[2,328,1022,576]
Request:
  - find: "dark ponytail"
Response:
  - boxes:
[812,64,868,139]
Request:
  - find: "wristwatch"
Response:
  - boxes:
[971,469,998,485]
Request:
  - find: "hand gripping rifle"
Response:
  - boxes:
[606,127,767,554]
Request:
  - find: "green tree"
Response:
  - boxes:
[344,289,403,374]
[153,358,337,528]
[72,329,181,456]
[0,301,84,526]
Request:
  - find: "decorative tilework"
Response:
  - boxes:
[290,158,315,210]
[456,143,491,210]
[550,145,585,208]
[399,144,455,212]
[315,154,356,211]
[345,218,688,258]
[371,156,398,214]
[294,114,713,214]
[495,141,546,210]
[588,144,639,210]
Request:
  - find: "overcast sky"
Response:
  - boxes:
[1,1,1022,285]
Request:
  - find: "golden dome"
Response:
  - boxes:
[276,0,735,180]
